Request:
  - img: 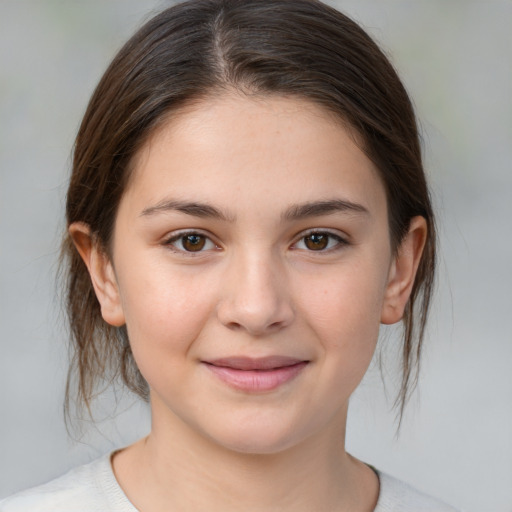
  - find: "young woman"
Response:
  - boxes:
[1,1,460,510]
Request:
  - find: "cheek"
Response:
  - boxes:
[301,279,382,405]
[296,259,387,367]
[115,257,218,378]
[303,264,385,333]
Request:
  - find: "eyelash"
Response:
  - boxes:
[163,230,219,254]
[292,230,348,253]
[163,229,348,254]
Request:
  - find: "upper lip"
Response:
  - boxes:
[204,356,307,370]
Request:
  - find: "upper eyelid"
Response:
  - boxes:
[163,230,221,253]
[160,228,220,250]
[161,228,349,248]
[290,229,350,251]
[294,228,349,241]
[164,228,216,242]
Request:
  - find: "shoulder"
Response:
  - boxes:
[0,453,135,512]
[374,470,461,512]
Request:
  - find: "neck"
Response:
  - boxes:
[112,399,378,512]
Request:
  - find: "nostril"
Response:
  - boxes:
[225,321,242,331]
[216,289,295,335]
[222,319,286,336]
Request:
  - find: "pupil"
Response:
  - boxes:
[306,234,328,250]
[183,235,205,251]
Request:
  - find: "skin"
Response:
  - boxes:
[70,94,426,512]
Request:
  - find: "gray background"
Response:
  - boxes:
[1,1,511,511]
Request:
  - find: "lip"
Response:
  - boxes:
[202,356,309,392]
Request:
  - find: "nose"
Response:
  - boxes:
[216,253,295,336]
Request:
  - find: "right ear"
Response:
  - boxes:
[68,222,125,327]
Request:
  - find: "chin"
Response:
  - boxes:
[203,415,309,456]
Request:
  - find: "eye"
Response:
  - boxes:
[294,231,347,252]
[165,232,217,253]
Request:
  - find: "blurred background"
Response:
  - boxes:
[0,1,511,510]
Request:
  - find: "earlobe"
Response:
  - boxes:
[381,216,427,325]
[68,222,126,327]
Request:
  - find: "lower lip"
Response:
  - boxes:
[203,362,308,392]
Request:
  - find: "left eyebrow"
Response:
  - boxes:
[282,199,369,221]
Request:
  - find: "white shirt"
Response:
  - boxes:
[0,453,460,511]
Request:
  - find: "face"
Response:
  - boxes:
[76,94,423,454]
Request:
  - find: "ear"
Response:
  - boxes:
[381,216,428,325]
[68,222,125,327]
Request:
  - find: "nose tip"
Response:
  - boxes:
[223,310,289,336]
[216,260,294,336]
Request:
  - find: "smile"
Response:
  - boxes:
[202,356,309,392]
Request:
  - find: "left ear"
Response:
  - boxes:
[381,216,428,325]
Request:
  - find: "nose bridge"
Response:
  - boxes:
[217,247,294,335]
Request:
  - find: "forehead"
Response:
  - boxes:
[123,93,386,218]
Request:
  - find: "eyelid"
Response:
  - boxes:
[291,228,350,251]
[163,229,220,253]
[161,228,349,253]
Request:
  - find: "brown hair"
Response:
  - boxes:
[63,0,436,422]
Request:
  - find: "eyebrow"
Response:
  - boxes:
[282,199,369,220]
[140,198,368,221]
[140,199,234,221]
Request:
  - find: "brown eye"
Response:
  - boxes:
[181,234,206,251]
[295,232,347,252]
[166,232,216,253]
[304,233,329,250]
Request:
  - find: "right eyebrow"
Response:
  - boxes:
[140,199,234,222]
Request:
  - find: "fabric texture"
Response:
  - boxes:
[0,453,460,511]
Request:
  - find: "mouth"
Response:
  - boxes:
[202,356,309,392]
